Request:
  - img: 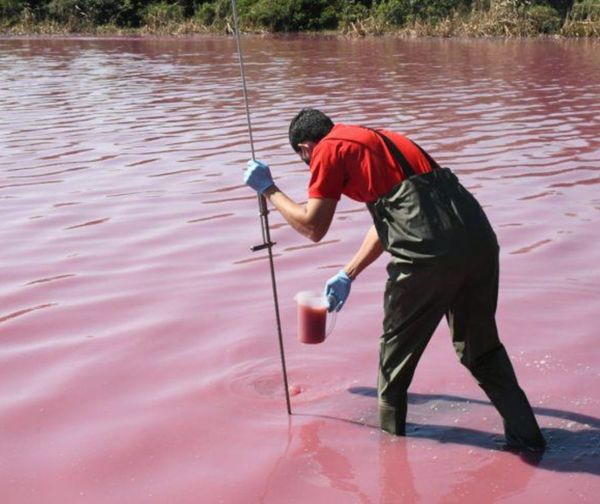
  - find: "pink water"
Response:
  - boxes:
[1,36,599,503]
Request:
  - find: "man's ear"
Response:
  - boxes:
[298,141,316,155]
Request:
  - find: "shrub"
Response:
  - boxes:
[561,0,600,35]
[0,0,25,20]
[339,0,370,25]
[248,0,338,32]
[195,1,216,25]
[195,0,232,27]
[527,4,562,32]
[112,0,147,27]
[456,0,532,36]
[410,0,471,23]
[46,0,134,25]
[46,0,87,26]
[570,0,600,20]
[143,1,184,30]
[249,0,300,31]
[544,0,573,17]
[375,0,411,26]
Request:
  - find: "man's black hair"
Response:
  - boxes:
[289,108,334,152]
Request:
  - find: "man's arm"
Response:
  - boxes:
[343,225,384,280]
[324,224,384,311]
[264,185,337,243]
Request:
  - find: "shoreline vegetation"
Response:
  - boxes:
[1,1,599,38]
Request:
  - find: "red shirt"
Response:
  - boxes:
[308,124,434,203]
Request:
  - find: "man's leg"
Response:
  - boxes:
[447,249,546,450]
[379,263,451,435]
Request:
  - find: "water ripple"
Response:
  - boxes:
[0,304,57,325]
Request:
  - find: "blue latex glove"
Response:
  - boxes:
[244,159,274,194]
[324,270,353,312]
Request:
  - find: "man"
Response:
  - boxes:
[244,108,546,451]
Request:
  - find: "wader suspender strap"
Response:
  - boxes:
[372,129,416,178]
[370,128,442,177]
[411,140,442,171]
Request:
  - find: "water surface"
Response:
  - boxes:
[1,36,599,503]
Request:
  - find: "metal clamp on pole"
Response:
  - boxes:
[251,242,276,252]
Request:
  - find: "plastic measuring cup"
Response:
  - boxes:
[294,291,336,344]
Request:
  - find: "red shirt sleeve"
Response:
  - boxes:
[307,140,345,201]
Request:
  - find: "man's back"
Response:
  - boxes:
[308,124,434,203]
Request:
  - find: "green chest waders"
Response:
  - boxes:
[367,131,545,450]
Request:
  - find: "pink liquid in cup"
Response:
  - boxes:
[295,291,335,344]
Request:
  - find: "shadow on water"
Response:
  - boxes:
[296,386,600,476]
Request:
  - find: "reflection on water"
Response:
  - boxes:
[0,36,599,503]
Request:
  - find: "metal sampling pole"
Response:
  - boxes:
[230,0,292,415]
